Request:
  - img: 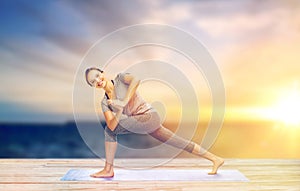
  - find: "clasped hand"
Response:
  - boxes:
[107,99,127,108]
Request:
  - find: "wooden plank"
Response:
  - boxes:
[0,159,299,190]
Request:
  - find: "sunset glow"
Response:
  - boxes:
[267,88,300,127]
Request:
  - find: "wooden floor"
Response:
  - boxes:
[0,158,299,190]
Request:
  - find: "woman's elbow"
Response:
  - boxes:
[107,121,117,132]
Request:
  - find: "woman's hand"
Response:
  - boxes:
[104,99,126,131]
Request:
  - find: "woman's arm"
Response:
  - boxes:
[102,73,140,131]
[103,106,123,131]
[122,73,140,105]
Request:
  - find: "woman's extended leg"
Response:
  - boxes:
[149,125,224,175]
[191,144,225,175]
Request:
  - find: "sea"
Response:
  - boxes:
[1,120,299,158]
[0,121,177,158]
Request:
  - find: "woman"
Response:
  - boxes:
[85,67,224,178]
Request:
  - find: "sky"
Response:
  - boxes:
[0,0,300,125]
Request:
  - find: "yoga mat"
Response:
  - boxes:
[61,169,249,181]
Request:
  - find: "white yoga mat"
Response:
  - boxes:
[61,169,249,181]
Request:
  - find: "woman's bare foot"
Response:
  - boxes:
[208,157,224,175]
[90,168,114,178]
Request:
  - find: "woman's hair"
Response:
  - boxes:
[85,67,103,87]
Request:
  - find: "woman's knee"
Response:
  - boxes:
[149,126,171,142]
[104,127,117,142]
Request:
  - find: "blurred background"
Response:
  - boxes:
[0,0,299,158]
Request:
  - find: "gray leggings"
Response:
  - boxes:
[104,112,195,153]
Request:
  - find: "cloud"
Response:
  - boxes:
[193,0,300,40]
[62,0,152,35]
[222,30,300,108]
[1,0,299,122]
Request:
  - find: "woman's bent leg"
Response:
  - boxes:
[149,125,224,174]
[90,128,118,178]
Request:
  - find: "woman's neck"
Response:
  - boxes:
[103,79,114,94]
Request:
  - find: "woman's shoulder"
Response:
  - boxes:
[116,72,132,84]
[116,72,131,78]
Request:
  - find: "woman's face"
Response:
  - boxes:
[87,70,106,88]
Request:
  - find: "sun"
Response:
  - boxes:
[271,89,300,127]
